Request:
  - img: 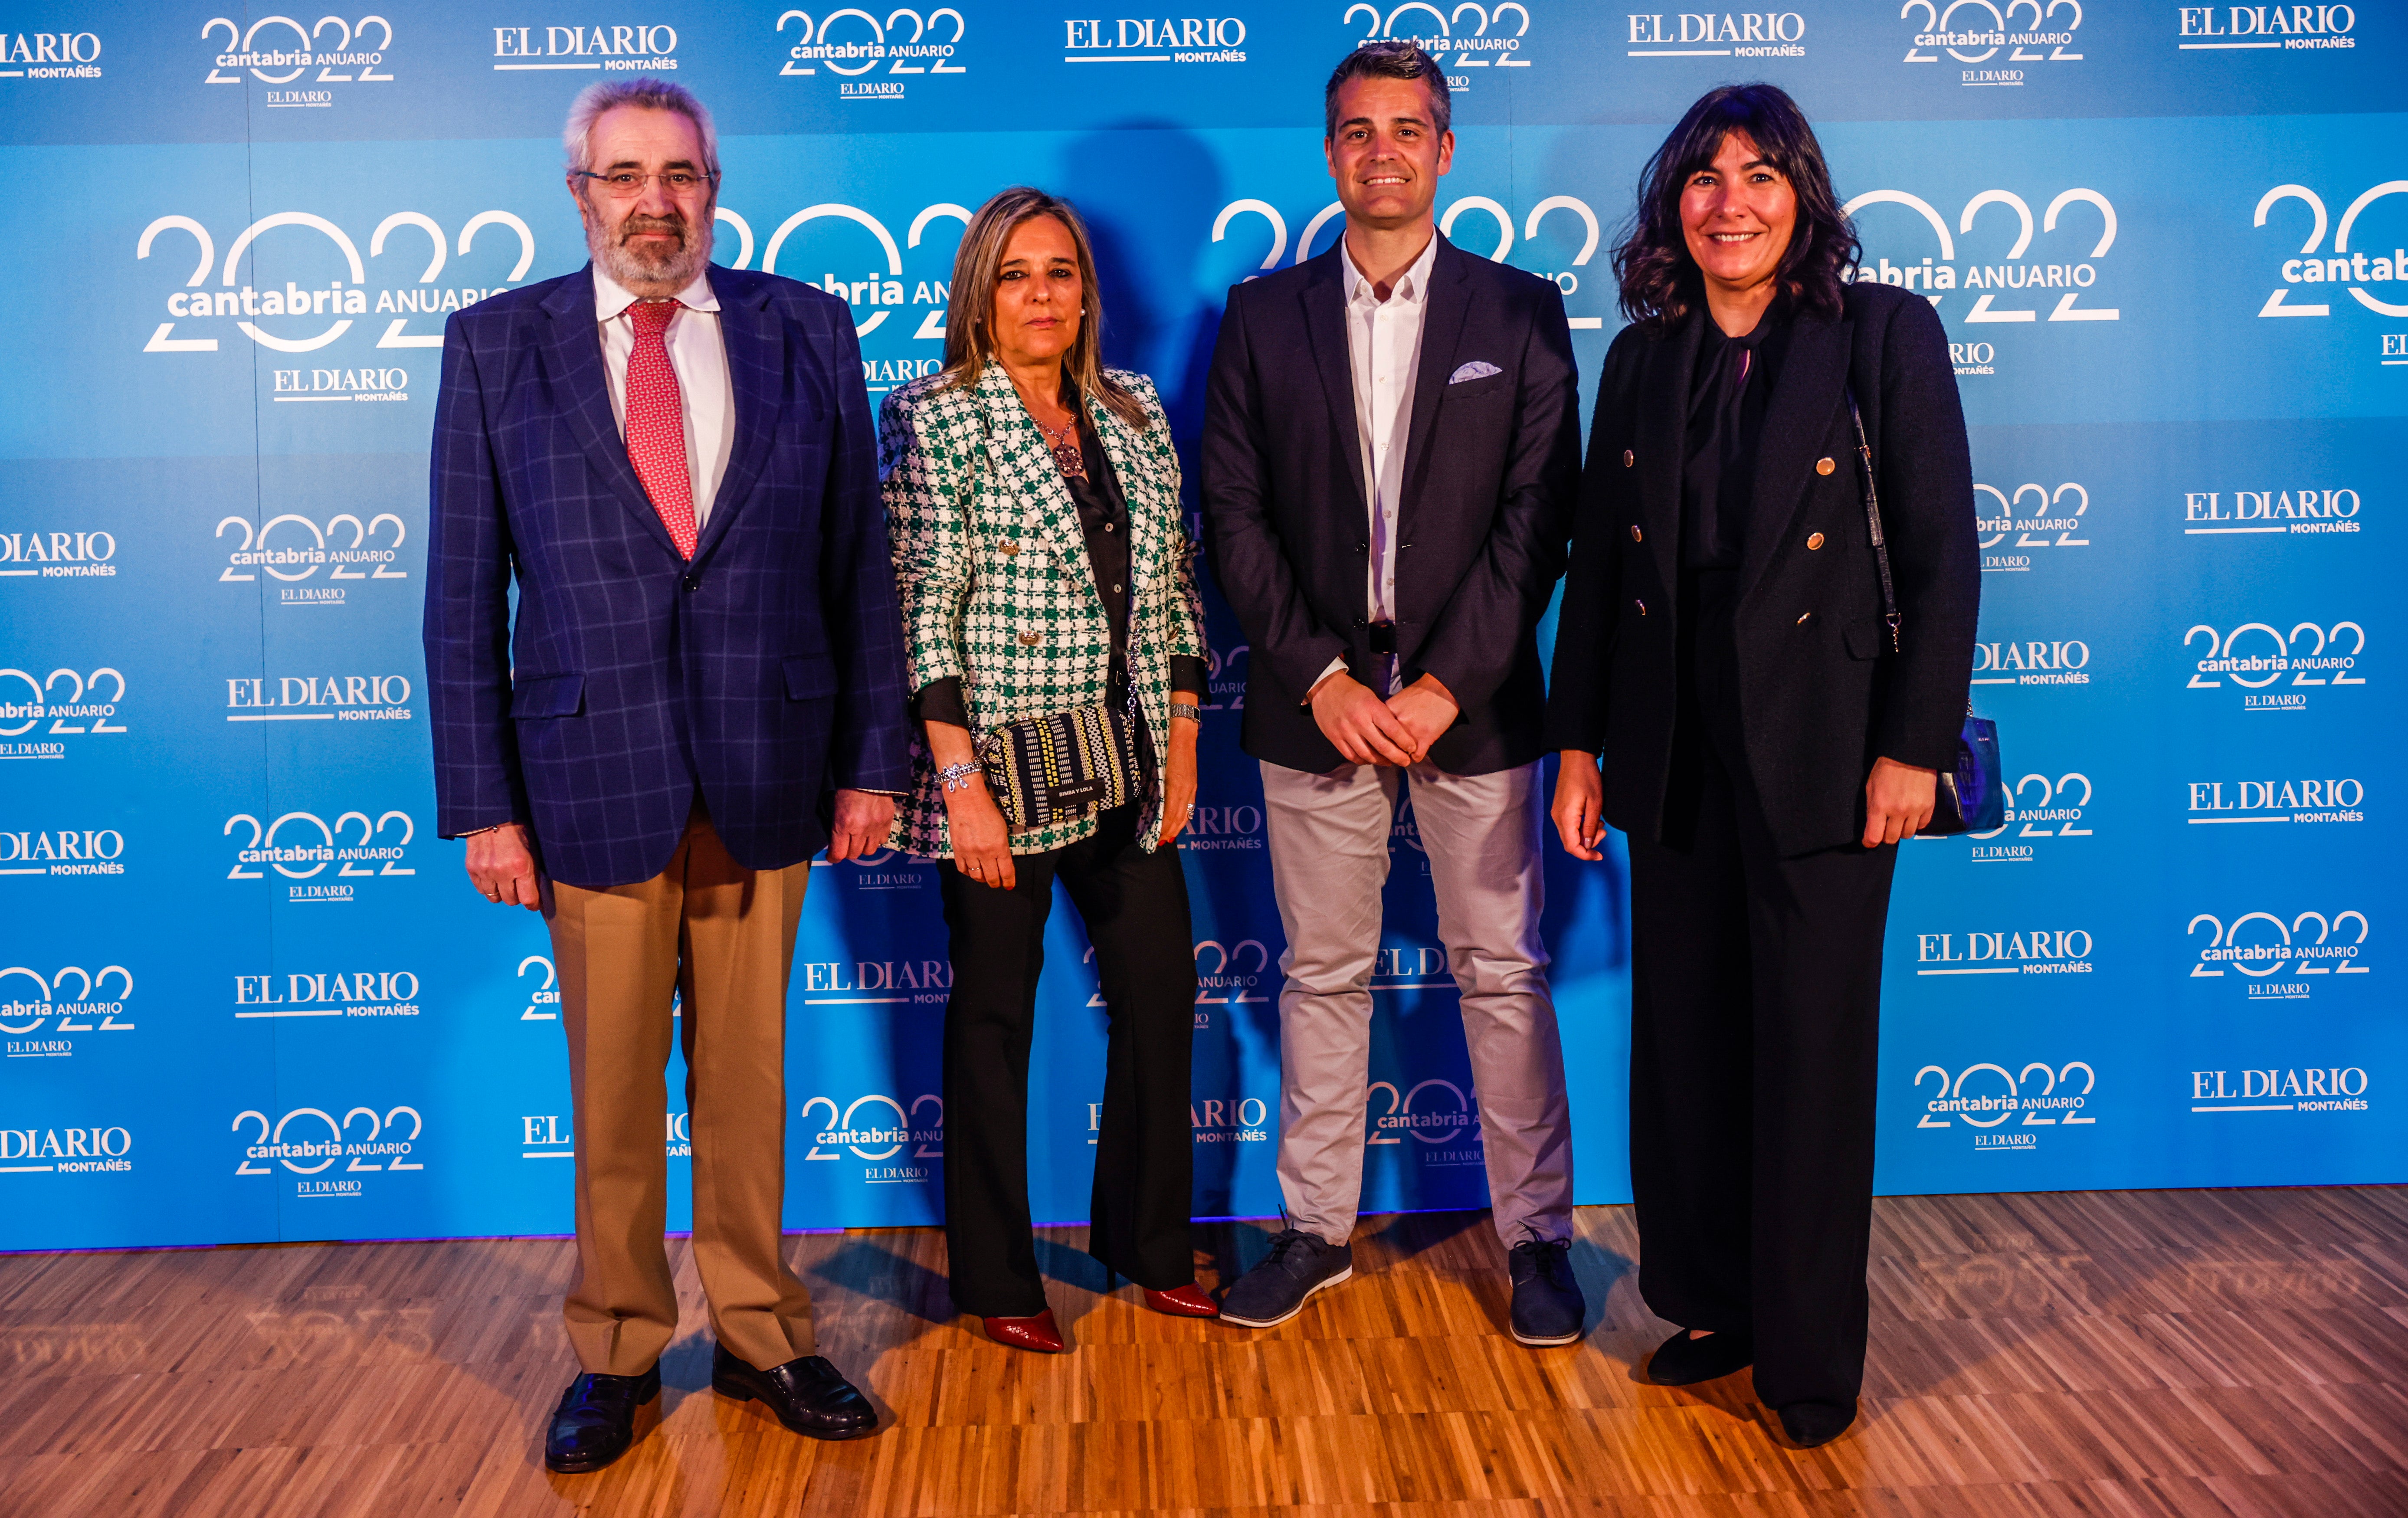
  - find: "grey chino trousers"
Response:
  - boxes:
[1260,757,1575,1249]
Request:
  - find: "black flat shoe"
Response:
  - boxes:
[711,1341,878,1440]
[1645,1328,1754,1386]
[544,1364,660,1473]
[1777,1397,1857,1448]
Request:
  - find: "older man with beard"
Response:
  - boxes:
[423,78,910,1470]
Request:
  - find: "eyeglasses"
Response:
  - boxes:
[574,170,718,198]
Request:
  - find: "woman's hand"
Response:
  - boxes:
[1157,707,1200,846]
[1551,751,1608,860]
[925,717,1017,890]
[944,777,1018,890]
[1863,756,1939,848]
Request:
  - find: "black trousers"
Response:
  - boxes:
[938,803,1198,1318]
[1626,569,1899,1409]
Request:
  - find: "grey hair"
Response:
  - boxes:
[562,76,719,176]
[1324,40,1451,141]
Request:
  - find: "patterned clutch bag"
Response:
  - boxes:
[975,701,1143,831]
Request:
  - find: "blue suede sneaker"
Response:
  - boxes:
[1217,1227,1353,1328]
[1507,1239,1586,1346]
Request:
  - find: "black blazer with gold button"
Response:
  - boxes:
[1542,280,1978,856]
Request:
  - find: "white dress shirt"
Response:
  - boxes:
[1319,231,1437,696]
[594,265,737,530]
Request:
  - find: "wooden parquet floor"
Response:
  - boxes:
[3,1187,2405,1517]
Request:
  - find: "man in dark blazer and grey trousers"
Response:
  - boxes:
[1202,43,1587,1346]
[424,79,907,1471]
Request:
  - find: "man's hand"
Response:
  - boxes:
[1863,756,1939,848]
[1551,750,1607,860]
[1385,674,1458,762]
[1156,709,1200,846]
[828,788,896,862]
[1309,670,1418,766]
[465,822,543,910]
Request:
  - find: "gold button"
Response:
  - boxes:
[1629,524,1643,543]
[1019,631,1041,646]
[1807,532,1825,550]
[1815,457,1835,476]
[1634,598,1648,616]
[1622,449,1635,468]
[1001,542,1019,556]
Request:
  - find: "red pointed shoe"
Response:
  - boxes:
[979,1308,1066,1353]
[1141,1284,1219,1318]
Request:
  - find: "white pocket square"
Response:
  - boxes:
[1449,361,1502,384]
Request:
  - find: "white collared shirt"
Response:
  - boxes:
[594,264,736,530]
[1325,230,1437,695]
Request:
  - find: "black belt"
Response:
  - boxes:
[1367,620,1397,656]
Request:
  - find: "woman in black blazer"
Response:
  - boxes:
[1545,84,1977,1447]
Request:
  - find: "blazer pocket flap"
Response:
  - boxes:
[783,653,839,699]
[510,672,584,718]
[1843,620,1888,660]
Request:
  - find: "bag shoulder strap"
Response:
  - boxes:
[1845,389,1902,655]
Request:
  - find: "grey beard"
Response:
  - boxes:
[587,216,709,292]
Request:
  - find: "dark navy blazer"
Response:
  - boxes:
[1201,235,1584,776]
[423,263,911,889]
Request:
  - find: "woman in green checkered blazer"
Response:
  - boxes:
[878,188,1215,1351]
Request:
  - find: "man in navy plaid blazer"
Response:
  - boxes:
[423,79,908,1470]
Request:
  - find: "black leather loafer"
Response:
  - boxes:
[1645,1328,1754,1386]
[544,1364,660,1473]
[711,1342,878,1440]
[1778,1397,1858,1448]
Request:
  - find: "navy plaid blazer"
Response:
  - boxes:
[423,263,911,889]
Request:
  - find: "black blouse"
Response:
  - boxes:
[1680,302,1792,571]
[912,415,1206,729]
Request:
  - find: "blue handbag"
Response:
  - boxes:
[1845,394,2004,837]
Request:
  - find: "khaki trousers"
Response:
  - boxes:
[544,805,814,1376]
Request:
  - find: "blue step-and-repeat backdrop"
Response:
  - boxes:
[3,2,2401,1250]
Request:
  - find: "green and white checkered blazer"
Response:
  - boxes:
[879,361,1207,858]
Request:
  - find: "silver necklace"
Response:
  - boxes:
[1036,414,1087,481]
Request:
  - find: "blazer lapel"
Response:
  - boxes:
[691,267,781,564]
[1299,254,1368,521]
[977,365,1093,585]
[1396,233,1472,539]
[1090,391,1163,597]
[1635,313,1702,599]
[540,266,681,558]
[1738,308,1852,598]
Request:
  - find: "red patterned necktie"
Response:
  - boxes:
[624,298,697,559]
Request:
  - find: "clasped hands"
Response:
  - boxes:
[1308,669,1457,767]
